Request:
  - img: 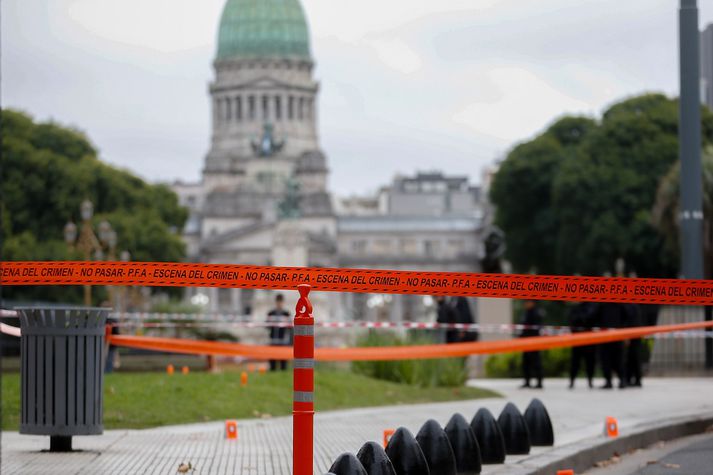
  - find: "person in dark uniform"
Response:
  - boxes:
[596,302,627,389]
[267,294,292,371]
[104,315,120,373]
[436,296,478,343]
[624,304,643,387]
[454,296,478,342]
[519,300,544,389]
[568,302,596,389]
[436,296,459,343]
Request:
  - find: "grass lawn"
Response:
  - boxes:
[1,368,499,430]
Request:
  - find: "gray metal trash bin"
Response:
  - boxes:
[17,307,108,452]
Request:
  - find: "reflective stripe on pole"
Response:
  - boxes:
[293,284,314,475]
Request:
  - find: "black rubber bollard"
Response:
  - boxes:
[523,398,554,446]
[384,427,431,475]
[357,441,397,475]
[415,419,457,475]
[497,402,531,455]
[329,453,368,475]
[444,413,482,474]
[470,408,506,464]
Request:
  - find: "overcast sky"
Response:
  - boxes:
[3,0,712,195]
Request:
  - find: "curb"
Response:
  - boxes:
[491,412,713,475]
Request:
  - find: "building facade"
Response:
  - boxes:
[174,0,491,324]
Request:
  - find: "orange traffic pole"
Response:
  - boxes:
[293,284,314,475]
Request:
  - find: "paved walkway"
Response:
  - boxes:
[2,378,713,474]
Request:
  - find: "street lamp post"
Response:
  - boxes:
[64,199,120,307]
[678,0,711,369]
[678,0,704,280]
[118,250,131,314]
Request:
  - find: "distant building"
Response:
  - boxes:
[702,23,713,110]
[174,0,491,323]
[336,172,485,321]
[384,172,483,217]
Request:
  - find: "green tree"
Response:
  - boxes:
[1,109,188,303]
[491,93,713,277]
[652,147,713,278]
[489,116,595,273]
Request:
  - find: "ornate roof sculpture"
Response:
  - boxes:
[277,178,301,218]
[251,123,285,157]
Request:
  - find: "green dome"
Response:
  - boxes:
[216,0,311,61]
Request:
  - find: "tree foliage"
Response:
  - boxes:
[652,147,713,278]
[490,94,713,277]
[489,116,596,274]
[1,109,188,303]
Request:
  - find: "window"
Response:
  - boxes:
[400,238,418,254]
[225,97,232,121]
[374,239,392,254]
[274,96,282,120]
[257,171,275,186]
[448,239,464,256]
[235,96,242,121]
[218,288,232,308]
[352,240,367,254]
[248,95,256,120]
[242,288,255,315]
[262,95,269,120]
[424,240,440,257]
[288,96,294,120]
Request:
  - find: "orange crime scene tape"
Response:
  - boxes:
[106,320,713,361]
[4,260,712,360]
[2,261,713,305]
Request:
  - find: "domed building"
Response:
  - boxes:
[175,0,492,328]
[176,0,338,317]
[204,0,327,188]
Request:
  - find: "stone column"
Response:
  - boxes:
[390,294,403,323]
[213,98,220,127]
[231,288,242,315]
[209,287,219,313]
[235,94,242,122]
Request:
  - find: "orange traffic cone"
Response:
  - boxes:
[241,371,248,387]
[225,420,238,440]
[383,429,395,448]
[166,364,174,375]
[182,366,190,375]
[556,470,574,475]
[604,416,619,438]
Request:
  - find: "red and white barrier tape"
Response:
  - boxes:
[1,320,710,339]
[0,323,22,337]
[3,308,713,337]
